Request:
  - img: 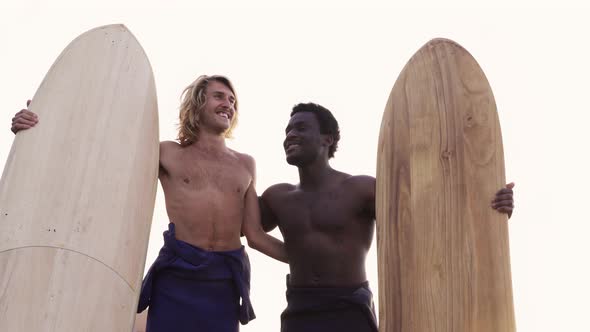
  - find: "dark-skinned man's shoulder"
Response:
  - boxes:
[262,183,296,199]
[259,183,295,232]
[341,175,376,194]
[341,175,376,219]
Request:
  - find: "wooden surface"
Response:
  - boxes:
[0,24,159,331]
[376,38,515,332]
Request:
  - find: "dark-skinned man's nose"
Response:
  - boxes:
[285,129,299,140]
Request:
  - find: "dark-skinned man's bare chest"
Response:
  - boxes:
[274,189,366,237]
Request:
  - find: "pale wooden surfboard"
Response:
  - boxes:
[0,24,159,331]
[376,38,515,332]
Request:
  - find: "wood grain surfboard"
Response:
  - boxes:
[376,38,515,332]
[0,24,159,331]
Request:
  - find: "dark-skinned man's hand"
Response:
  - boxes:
[492,182,515,219]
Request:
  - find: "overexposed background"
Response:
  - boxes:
[1,1,589,331]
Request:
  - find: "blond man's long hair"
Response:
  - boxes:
[177,75,238,146]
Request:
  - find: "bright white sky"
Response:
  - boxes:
[1,1,589,331]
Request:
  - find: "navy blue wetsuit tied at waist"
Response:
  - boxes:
[280,276,378,332]
[137,223,255,332]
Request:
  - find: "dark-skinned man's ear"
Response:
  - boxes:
[322,135,334,148]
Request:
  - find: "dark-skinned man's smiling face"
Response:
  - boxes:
[283,112,332,166]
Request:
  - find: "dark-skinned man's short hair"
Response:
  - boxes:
[291,102,340,158]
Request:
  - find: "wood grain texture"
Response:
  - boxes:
[376,38,515,332]
[0,24,159,331]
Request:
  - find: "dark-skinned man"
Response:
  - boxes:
[260,102,514,332]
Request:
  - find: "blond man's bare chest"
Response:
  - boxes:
[167,150,252,195]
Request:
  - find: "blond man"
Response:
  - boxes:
[11,75,287,332]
